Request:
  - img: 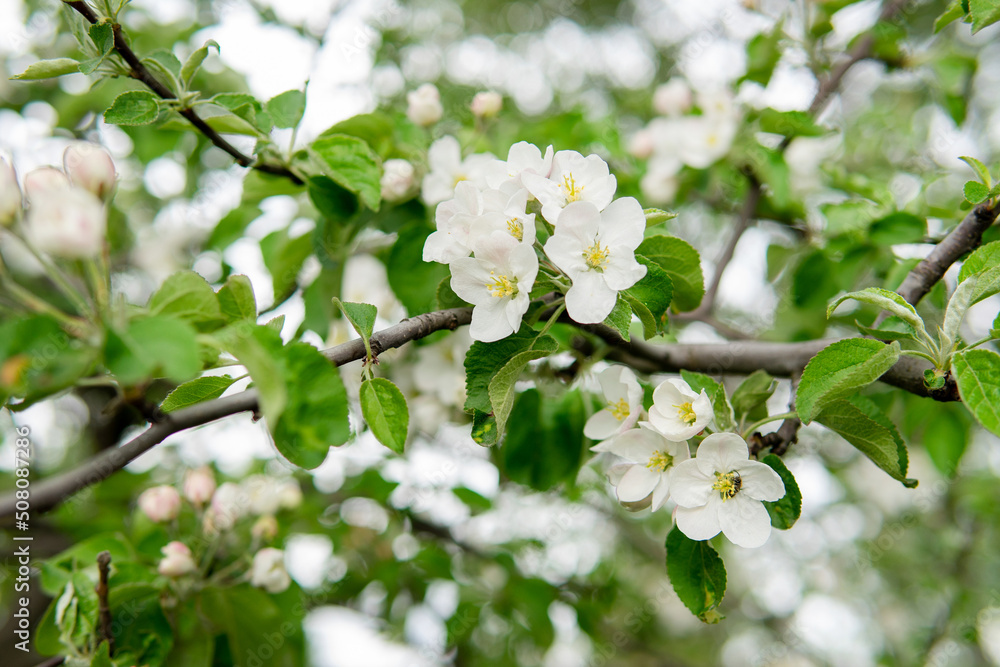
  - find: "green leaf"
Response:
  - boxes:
[602,295,632,341]
[964,180,991,205]
[148,270,224,331]
[731,370,777,423]
[958,241,1000,283]
[488,340,559,438]
[761,454,801,529]
[471,409,499,446]
[623,257,673,338]
[681,370,735,433]
[311,134,382,211]
[266,89,306,129]
[181,39,219,85]
[970,0,1000,32]
[217,324,287,423]
[665,526,727,623]
[960,155,992,186]
[943,265,1000,343]
[644,207,678,227]
[922,404,969,477]
[198,586,303,667]
[260,228,313,303]
[742,19,784,86]
[386,221,448,315]
[91,641,113,667]
[501,388,587,490]
[360,378,409,453]
[160,375,237,412]
[334,299,377,340]
[436,276,470,310]
[796,339,901,423]
[952,349,1000,437]
[815,396,916,486]
[635,235,704,311]
[855,315,918,342]
[104,316,202,385]
[216,274,256,323]
[757,108,827,138]
[935,0,968,31]
[11,58,80,80]
[308,175,359,221]
[827,287,927,339]
[465,329,559,414]
[104,90,160,126]
[869,212,927,245]
[0,315,95,406]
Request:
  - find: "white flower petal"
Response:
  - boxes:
[584,410,623,440]
[651,477,671,511]
[719,494,772,548]
[736,461,785,502]
[602,428,661,463]
[597,197,645,249]
[616,464,661,502]
[668,459,714,507]
[565,270,617,323]
[696,433,750,472]
[675,502,721,541]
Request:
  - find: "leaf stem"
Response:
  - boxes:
[742,411,798,439]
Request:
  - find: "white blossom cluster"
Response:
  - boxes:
[588,366,785,548]
[629,79,741,205]
[421,137,648,342]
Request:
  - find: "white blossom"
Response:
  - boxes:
[471,91,503,118]
[627,129,655,160]
[640,155,682,204]
[645,378,713,441]
[421,135,493,205]
[0,158,20,226]
[26,185,107,259]
[542,197,646,323]
[653,78,693,116]
[138,485,181,523]
[158,541,197,577]
[595,426,690,511]
[183,466,216,506]
[63,142,117,201]
[485,141,554,190]
[584,366,643,441]
[205,481,245,532]
[669,433,785,548]
[467,185,536,248]
[406,83,443,126]
[522,149,616,224]
[250,548,291,593]
[423,180,482,264]
[23,167,70,203]
[450,231,538,342]
[380,158,416,202]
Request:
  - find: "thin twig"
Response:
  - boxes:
[95,551,114,654]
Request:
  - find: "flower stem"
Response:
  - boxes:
[742,411,798,439]
[533,301,566,345]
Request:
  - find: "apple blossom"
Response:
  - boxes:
[250,548,291,593]
[421,135,493,205]
[640,156,682,204]
[158,541,197,577]
[594,427,691,511]
[0,158,21,226]
[645,378,713,441]
[467,185,537,248]
[138,485,182,522]
[380,158,416,202]
[542,197,646,323]
[422,181,482,264]
[471,90,503,118]
[522,149,616,224]
[669,433,785,548]
[584,366,643,442]
[485,141,554,190]
[205,481,244,532]
[450,231,539,342]
[22,167,70,203]
[183,466,216,506]
[63,142,117,200]
[26,186,107,259]
[406,83,443,126]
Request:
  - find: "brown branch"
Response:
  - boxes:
[95,551,114,654]
[63,1,302,184]
[750,374,801,457]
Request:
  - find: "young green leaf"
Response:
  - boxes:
[501,388,587,491]
[958,241,1000,283]
[796,339,901,423]
[259,228,313,303]
[181,39,219,86]
[970,0,1000,33]
[464,329,559,414]
[333,298,377,341]
[488,340,559,438]
[815,396,916,487]
[644,208,678,227]
[266,90,307,129]
[964,180,991,205]
[934,0,967,32]
[827,287,927,340]
[104,90,161,126]
[868,212,927,246]
[160,375,237,412]
[471,410,499,446]
[216,274,257,323]
[635,236,704,311]
[952,349,1000,437]
[757,108,827,138]
[855,316,918,342]
[943,265,1000,344]
[959,155,992,186]
[731,370,777,423]
[11,58,80,80]
[360,378,409,453]
[310,134,382,211]
[216,324,286,422]
[761,455,801,529]
[148,270,224,331]
[665,526,727,623]
[602,295,632,341]
[623,258,672,339]
[104,316,202,386]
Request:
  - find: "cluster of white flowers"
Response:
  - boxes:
[589,366,784,548]
[0,142,116,258]
[421,138,649,341]
[629,79,741,205]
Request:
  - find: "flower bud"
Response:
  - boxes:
[63,142,117,201]
[0,158,21,227]
[470,91,502,118]
[380,159,415,202]
[26,185,107,259]
[653,79,692,116]
[138,485,182,523]
[250,548,291,593]
[406,83,443,127]
[627,129,655,160]
[158,541,197,577]
[251,515,279,542]
[206,481,244,532]
[23,167,70,203]
[183,466,216,506]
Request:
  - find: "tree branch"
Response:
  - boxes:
[95,551,114,654]
[63,1,303,184]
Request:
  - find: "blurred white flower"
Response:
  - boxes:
[205,481,244,532]
[485,141,554,191]
[26,185,107,259]
[470,90,503,118]
[406,83,443,127]
[138,485,182,523]
[252,515,279,542]
[653,78,693,116]
[63,142,117,201]
[22,167,70,203]
[627,129,655,160]
[645,378,713,441]
[670,433,785,548]
[596,427,690,511]
[183,466,216,506]
[158,541,197,577]
[421,135,493,205]
[584,366,643,442]
[380,158,416,202]
[522,149,617,224]
[251,548,291,593]
[413,328,472,407]
[450,231,538,342]
[639,156,682,204]
[543,198,646,323]
[0,158,21,226]
[277,479,303,509]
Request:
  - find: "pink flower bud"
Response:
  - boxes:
[250,548,290,593]
[137,485,182,523]
[23,167,70,204]
[406,83,443,127]
[251,515,279,542]
[205,482,244,532]
[26,186,107,259]
[653,79,693,116]
[470,91,502,118]
[183,466,216,505]
[158,541,197,577]
[0,158,21,227]
[63,142,117,201]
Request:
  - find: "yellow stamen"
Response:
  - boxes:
[583,240,610,271]
[609,398,630,421]
[646,450,675,472]
[562,173,585,203]
[712,471,742,501]
[674,401,697,425]
[485,271,517,299]
[453,173,468,187]
[506,217,523,241]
